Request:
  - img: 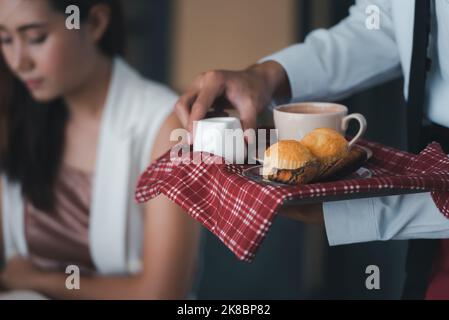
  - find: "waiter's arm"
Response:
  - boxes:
[176,0,402,131]
[263,0,402,102]
[323,193,449,246]
[281,192,449,245]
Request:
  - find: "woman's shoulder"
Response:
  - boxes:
[108,58,178,134]
[116,57,178,106]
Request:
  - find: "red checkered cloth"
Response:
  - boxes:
[135,139,449,262]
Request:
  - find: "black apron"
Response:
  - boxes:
[402,0,444,300]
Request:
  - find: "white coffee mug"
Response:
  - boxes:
[273,102,367,148]
[193,117,246,163]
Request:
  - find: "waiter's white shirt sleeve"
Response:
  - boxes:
[262,0,449,245]
[261,0,402,102]
[324,192,449,246]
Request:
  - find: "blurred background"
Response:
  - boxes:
[122,0,408,299]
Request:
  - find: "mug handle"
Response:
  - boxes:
[341,113,367,148]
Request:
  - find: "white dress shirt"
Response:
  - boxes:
[263,0,449,245]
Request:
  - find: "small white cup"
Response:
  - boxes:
[193,117,247,164]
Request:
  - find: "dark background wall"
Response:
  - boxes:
[121,0,172,83]
[122,0,409,299]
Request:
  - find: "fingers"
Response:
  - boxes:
[176,71,228,132]
[240,111,257,132]
[175,90,197,129]
[279,204,324,224]
[176,69,264,143]
[238,99,258,144]
[188,82,224,132]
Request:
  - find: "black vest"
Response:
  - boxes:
[402,0,440,300]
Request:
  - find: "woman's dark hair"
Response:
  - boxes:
[0,0,125,212]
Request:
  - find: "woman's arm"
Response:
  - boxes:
[137,111,201,298]
[0,112,201,299]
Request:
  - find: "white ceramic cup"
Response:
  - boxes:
[193,117,246,163]
[273,102,367,148]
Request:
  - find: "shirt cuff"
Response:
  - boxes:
[259,43,329,102]
[323,198,379,246]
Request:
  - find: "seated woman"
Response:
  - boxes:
[0,0,200,299]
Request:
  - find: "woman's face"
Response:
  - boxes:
[0,0,99,102]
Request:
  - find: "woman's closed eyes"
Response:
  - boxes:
[0,29,48,46]
[27,33,48,45]
[0,31,12,45]
[0,36,12,45]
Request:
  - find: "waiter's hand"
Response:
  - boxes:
[279,203,325,224]
[175,61,291,133]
